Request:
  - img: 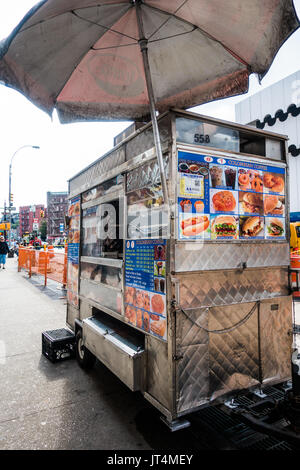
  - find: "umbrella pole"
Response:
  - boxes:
[136,4,169,208]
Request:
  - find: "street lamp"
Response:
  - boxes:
[8,145,40,247]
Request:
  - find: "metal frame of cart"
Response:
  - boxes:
[66,109,292,429]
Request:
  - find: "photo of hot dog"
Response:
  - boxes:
[180,215,210,238]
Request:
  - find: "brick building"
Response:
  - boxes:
[46,191,68,240]
[19,204,45,237]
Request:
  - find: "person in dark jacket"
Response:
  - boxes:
[0,236,10,269]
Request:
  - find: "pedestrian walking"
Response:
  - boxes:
[0,235,10,269]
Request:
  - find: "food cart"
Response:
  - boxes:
[66,109,292,429]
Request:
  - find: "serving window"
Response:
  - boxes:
[80,262,122,289]
[81,198,123,258]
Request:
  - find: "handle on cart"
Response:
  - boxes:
[173,300,260,335]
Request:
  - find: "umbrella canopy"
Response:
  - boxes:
[0,0,299,123]
[0,0,298,205]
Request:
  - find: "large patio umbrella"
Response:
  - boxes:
[0,0,299,205]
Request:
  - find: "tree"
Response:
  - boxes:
[39,220,47,241]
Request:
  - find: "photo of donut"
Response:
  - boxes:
[238,169,263,192]
[263,173,285,194]
[238,170,251,191]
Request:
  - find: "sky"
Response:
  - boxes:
[0,0,300,212]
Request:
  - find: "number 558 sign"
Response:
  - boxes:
[194,133,210,144]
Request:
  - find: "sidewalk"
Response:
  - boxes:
[0,257,154,450]
[0,257,206,451]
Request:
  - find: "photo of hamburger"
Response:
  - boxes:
[240,216,264,238]
[264,195,285,215]
[211,215,238,238]
[240,192,263,215]
[266,218,284,237]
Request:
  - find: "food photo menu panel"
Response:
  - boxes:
[67,196,80,308]
[124,239,167,341]
[177,151,286,241]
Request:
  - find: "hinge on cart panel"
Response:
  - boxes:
[173,354,183,361]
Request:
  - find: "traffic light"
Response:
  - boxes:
[40,209,45,218]
[10,193,13,206]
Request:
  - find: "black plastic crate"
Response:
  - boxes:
[42,328,76,363]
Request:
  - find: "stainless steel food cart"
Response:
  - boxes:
[66,109,292,429]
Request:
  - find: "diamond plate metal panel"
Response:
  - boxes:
[175,243,290,272]
[146,335,170,408]
[178,269,289,308]
[177,344,209,412]
[126,155,169,193]
[208,303,260,401]
[175,308,209,412]
[69,147,125,196]
[259,296,293,385]
[125,114,172,162]
[175,302,260,413]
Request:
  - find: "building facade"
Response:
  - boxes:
[19,204,45,236]
[46,191,68,240]
[235,71,300,220]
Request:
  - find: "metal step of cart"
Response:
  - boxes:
[82,314,145,392]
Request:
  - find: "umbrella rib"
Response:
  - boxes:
[92,42,137,50]
[91,27,197,50]
[146,0,190,41]
[15,3,134,38]
[148,27,197,44]
[71,9,138,43]
[143,2,250,70]
[51,6,138,106]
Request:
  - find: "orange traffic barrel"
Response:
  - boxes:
[48,244,55,259]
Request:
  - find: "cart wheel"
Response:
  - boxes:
[76,330,96,370]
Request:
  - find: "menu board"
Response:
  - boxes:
[67,196,80,308]
[177,151,286,241]
[124,239,167,341]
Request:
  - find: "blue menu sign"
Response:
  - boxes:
[124,239,167,341]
